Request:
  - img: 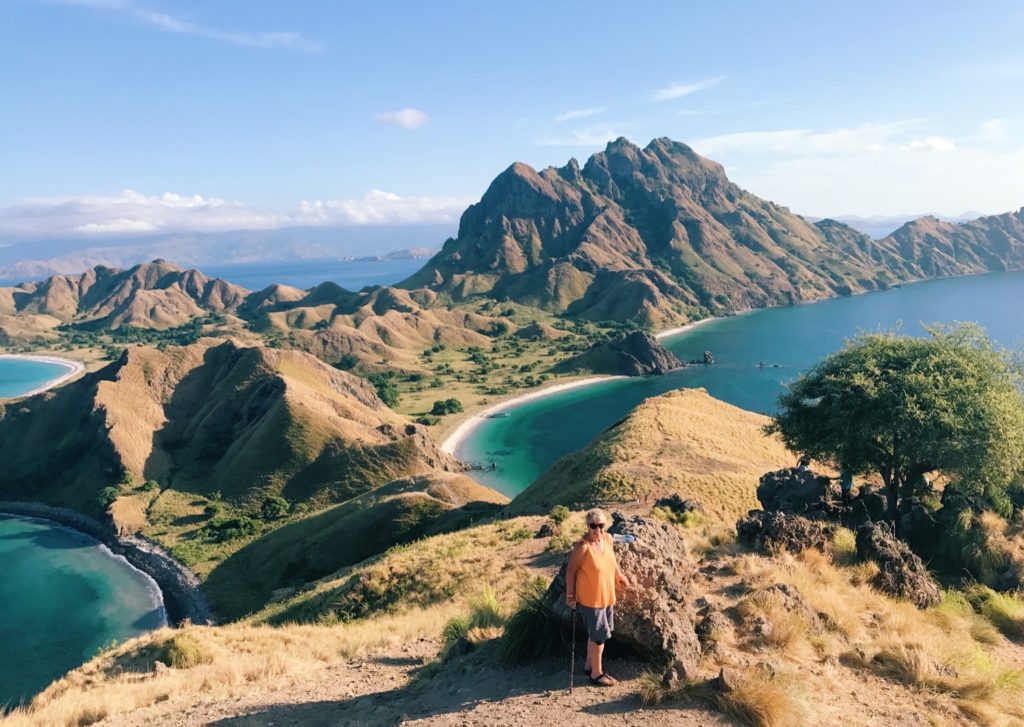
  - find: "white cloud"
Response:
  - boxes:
[978,118,1009,142]
[0,188,473,239]
[694,120,925,156]
[691,119,1024,217]
[535,125,629,146]
[554,107,605,123]
[906,136,956,152]
[54,0,321,51]
[651,76,725,102]
[374,108,430,130]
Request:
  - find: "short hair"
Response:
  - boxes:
[585,508,609,526]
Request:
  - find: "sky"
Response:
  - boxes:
[2,0,1024,240]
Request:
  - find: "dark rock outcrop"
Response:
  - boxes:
[552,331,683,376]
[736,510,832,555]
[856,522,941,608]
[545,515,701,670]
[755,467,885,529]
[653,493,705,516]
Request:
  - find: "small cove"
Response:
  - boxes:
[457,271,1024,497]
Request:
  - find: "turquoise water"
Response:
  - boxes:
[0,358,71,399]
[0,516,165,708]
[458,271,1024,497]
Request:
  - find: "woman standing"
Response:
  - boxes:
[564,508,632,687]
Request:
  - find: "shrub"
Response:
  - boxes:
[159,633,213,669]
[548,505,570,525]
[204,516,259,543]
[503,526,532,543]
[441,615,471,646]
[500,577,566,664]
[467,584,503,629]
[96,486,120,510]
[416,415,440,426]
[334,353,359,371]
[140,479,160,492]
[260,495,290,521]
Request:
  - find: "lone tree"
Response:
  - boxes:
[767,324,1024,524]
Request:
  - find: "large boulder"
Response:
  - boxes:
[757,467,838,515]
[551,331,683,376]
[736,510,833,555]
[856,522,941,608]
[756,467,884,529]
[545,514,701,670]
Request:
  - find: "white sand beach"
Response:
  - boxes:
[654,315,719,340]
[0,354,86,398]
[440,375,627,455]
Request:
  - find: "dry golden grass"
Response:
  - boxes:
[512,388,793,519]
[639,668,807,727]
[3,605,459,727]
[736,589,813,650]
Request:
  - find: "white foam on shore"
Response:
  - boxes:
[440,376,628,456]
[0,354,86,398]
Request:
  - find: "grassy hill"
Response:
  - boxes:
[510,388,792,520]
[202,472,508,619]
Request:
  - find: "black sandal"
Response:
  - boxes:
[589,673,615,687]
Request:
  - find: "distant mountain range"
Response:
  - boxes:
[400,137,1024,327]
[806,212,987,239]
[0,225,453,282]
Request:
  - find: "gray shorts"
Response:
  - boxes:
[578,604,614,644]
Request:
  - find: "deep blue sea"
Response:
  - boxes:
[198,257,426,291]
[459,271,1024,497]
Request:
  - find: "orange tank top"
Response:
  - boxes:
[575,533,616,608]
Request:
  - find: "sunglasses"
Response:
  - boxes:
[588,522,606,529]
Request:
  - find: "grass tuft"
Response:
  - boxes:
[499,576,567,665]
[160,633,213,669]
[965,584,1024,639]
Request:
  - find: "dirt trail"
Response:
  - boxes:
[99,637,729,727]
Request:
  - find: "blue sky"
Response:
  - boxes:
[2,0,1023,238]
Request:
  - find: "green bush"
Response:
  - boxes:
[416,415,441,426]
[441,615,471,646]
[204,516,259,542]
[97,486,120,510]
[548,505,570,525]
[260,495,290,521]
[965,584,1024,638]
[334,353,359,371]
[467,584,503,629]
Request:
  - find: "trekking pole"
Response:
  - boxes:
[569,607,577,692]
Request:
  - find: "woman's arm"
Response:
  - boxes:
[565,541,585,608]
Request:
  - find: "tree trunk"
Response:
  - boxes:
[884,472,899,531]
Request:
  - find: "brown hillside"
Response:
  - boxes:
[510,388,792,520]
[0,339,456,513]
[0,260,249,330]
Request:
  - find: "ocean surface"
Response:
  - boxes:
[458,271,1024,497]
[0,358,71,399]
[0,516,165,708]
[198,257,426,291]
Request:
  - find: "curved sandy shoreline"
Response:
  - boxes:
[0,353,85,397]
[442,316,720,457]
[440,376,628,456]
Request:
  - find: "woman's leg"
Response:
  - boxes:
[587,639,604,677]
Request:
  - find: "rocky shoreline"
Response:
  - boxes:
[0,500,213,626]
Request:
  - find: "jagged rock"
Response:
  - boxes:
[897,497,940,557]
[545,515,701,670]
[715,667,739,693]
[703,350,714,365]
[696,606,732,654]
[552,331,683,376]
[736,510,832,555]
[653,493,704,516]
[451,636,474,656]
[535,521,560,538]
[152,661,170,675]
[756,467,883,529]
[757,467,837,514]
[856,523,941,608]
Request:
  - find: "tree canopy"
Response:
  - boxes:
[766,324,1024,522]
